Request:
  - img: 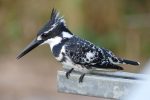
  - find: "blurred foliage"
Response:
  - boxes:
[124,0,150,15]
[78,27,124,55]
[0,0,150,62]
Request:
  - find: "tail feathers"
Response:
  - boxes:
[108,64,124,70]
[122,59,140,66]
[96,63,124,70]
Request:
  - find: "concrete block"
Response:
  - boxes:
[57,69,144,99]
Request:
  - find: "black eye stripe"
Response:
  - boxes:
[41,33,48,38]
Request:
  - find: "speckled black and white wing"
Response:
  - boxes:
[64,36,123,70]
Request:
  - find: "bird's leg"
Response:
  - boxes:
[66,68,74,79]
[79,73,85,83]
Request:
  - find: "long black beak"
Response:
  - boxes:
[17,38,43,59]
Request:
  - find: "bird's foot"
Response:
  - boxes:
[79,73,85,83]
[66,68,74,79]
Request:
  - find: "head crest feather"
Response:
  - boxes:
[37,8,66,35]
[50,8,66,26]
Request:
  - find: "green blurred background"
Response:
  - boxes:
[0,0,150,100]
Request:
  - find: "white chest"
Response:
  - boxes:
[62,56,92,73]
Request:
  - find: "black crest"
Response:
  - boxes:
[37,8,66,36]
[50,8,66,26]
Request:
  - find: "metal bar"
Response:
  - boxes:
[57,69,144,99]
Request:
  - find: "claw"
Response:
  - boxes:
[65,68,74,79]
[79,73,85,83]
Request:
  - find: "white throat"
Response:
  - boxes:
[41,31,73,51]
[44,36,62,50]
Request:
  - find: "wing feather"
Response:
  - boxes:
[65,36,104,68]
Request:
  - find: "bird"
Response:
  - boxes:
[17,9,140,83]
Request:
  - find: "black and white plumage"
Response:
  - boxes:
[17,9,140,83]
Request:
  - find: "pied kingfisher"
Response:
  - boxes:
[17,9,140,83]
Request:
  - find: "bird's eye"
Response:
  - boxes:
[41,33,48,38]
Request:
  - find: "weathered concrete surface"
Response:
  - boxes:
[57,70,143,99]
